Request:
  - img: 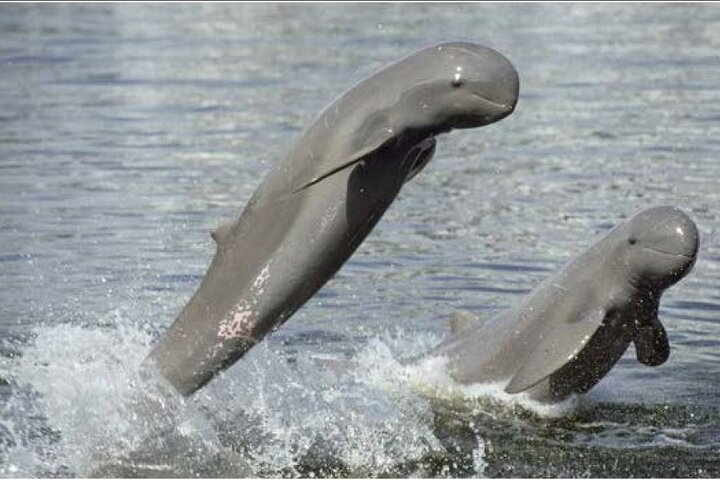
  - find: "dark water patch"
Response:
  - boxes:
[590,130,617,140]
[675,338,720,348]
[695,114,720,123]
[665,311,720,326]
[466,261,552,274]
[143,285,175,293]
[486,441,719,477]
[669,299,720,313]
[13,148,99,160]
[427,274,474,283]
[277,329,348,348]
[154,274,203,285]
[313,289,340,301]
[0,54,73,65]
[344,257,396,271]
[426,400,720,478]
[0,254,32,263]
[463,285,530,296]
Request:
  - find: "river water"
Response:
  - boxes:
[1,3,720,478]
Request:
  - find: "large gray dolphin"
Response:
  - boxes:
[146,42,520,396]
[427,206,699,402]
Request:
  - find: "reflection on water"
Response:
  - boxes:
[1,3,720,477]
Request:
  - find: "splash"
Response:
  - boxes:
[0,316,594,478]
[405,355,581,419]
[197,334,445,476]
[0,322,452,477]
[0,322,248,477]
[342,328,580,419]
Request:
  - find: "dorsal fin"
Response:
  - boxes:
[211,222,234,245]
[449,311,483,334]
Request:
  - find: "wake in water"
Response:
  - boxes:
[0,321,464,477]
[7,318,706,478]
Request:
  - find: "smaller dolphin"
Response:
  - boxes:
[427,206,699,402]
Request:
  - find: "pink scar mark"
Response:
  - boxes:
[217,263,271,341]
[217,305,256,340]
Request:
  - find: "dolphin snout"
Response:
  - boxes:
[461,44,519,117]
[657,209,699,259]
[636,206,698,258]
[475,65,519,119]
[676,211,700,258]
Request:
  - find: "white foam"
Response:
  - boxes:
[1,322,251,477]
[0,318,585,477]
[200,338,444,476]
[1,322,451,477]
[405,354,580,418]
[344,331,580,420]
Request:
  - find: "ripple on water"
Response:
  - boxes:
[2,3,720,478]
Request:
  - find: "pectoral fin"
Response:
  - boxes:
[505,308,606,394]
[404,137,436,183]
[634,319,669,366]
[292,110,395,194]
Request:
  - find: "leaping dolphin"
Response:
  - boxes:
[145,42,520,396]
[427,206,699,402]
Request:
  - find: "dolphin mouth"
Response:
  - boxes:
[642,246,694,259]
[471,91,515,114]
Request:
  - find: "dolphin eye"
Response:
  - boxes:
[628,238,637,245]
[451,74,463,88]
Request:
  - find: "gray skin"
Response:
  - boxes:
[429,206,699,402]
[145,42,520,396]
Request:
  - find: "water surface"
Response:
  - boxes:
[1,3,720,477]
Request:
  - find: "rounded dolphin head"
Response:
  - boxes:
[393,41,520,132]
[618,206,699,289]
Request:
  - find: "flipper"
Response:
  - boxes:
[505,308,606,394]
[448,311,484,334]
[292,155,372,194]
[634,319,669,366]
[292,109,395,194]
[404,137,436,183]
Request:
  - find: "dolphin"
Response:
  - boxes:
[145,42,520,396]
[427,206,699,402]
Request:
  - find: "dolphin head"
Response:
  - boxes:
[620,206,699,290]
[393,42,519,133]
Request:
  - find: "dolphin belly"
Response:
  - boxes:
[147,141,418,395]
[145,41,520,396]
